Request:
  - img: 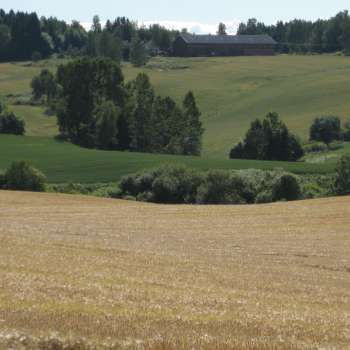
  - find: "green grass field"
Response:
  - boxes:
[0,135,333,183]
[2,56,350,156]
[126,55,350,156]
[1,55,350,182]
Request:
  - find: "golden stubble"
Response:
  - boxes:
[0,191,350,349]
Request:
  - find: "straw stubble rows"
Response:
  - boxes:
[0,191,350,349]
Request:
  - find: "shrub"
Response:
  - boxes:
[302,182,325,199]
[119,166,304,205]
[272,174,301,201]
[3,161,46,192]
[119,168,161,196]
[328,141,344,151]
[152,166,202,204]
[303,141,328,154]
[136,191,153,202]
[0,111,25,135]
[333,155,350,195]
[196,170,246,204]
[0,172,6,188]
[255,191,274,204]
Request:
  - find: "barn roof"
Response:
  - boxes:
[179,33,277,45]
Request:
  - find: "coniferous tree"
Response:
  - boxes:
[0,24,11,56]
[217,23,227,35]
[230,112,304,161]
[130,35,149,66]
[130,73,154,151]
[96,31,122,62]
[182,91,204,156]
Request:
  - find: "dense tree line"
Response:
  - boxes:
[0,9,178,62]
[3,8,350,61]
[0,9,87,61]
[230,112,304,161]
[237,11,350,54]
[32,57,203,155]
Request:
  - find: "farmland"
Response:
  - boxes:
[1,55,350,182]
[2,55,350,157]
[1,191,350,349]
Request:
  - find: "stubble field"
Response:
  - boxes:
[1,191,350,349]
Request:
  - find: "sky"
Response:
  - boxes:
[1,0,349,34]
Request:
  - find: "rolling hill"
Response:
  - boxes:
[1,55,350,182]
[1,191,350,349]
[1,55,350,156]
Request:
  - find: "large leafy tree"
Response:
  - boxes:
[56,57,124,146]
[31,69,59,103]
[43,58,203,156]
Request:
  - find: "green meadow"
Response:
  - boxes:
[0,135,333,183]
[1,55,350,182]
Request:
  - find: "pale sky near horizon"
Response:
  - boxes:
[1,0,349,34]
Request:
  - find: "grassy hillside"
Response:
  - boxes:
[1,191,350,349]
[1,56,349,183]
[124,55,350,156]
[0,135,331,183]
[1,56,350,157]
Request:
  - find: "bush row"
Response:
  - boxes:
[119,165,303,204]
[1,156,350,203]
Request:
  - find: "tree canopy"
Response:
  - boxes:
[237,11,350,54]
[0,9,178,62]
[309,116,342,145]
[230,112,304,162]
[47,57,203,155]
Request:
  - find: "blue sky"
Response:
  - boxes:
[1,0,349,33]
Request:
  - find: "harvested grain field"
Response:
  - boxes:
[0,191,350,349]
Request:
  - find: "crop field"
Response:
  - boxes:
[0,135,333,183]
[0,191,350,349]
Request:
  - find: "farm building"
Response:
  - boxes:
[173,33,277,57]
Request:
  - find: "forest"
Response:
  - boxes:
[238,10,350,54]
[2,8,350,63]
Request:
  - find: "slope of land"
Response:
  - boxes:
[1,55,350,157]
[1,191,350,349]
[0,135,333,183]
